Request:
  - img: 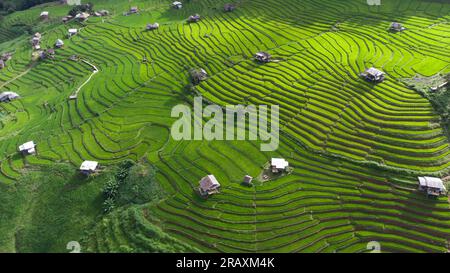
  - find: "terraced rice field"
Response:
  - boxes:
[0,0,450,253]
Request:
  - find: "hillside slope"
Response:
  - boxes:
[0,0,449,253]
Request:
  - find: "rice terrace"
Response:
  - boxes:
[0,0,449,254]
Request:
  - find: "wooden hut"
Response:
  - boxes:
[130,7,139,14]
[390,22,406,32]
[19,141,36,155]
[224,3,236,12]
[31,33,41,46]
[243,175,253,186]
[198,175,221,197]
[418,177,447,197]
[270,158,289,173]
[255,52,271,63]
[40,11,49,20]
[0,91,19,102]
[55,39,65,48]
[80,160,99,175]
[68,29,78,37]
[1,52,12,61]
[190,68,208,84]
[146,23,160,30]
[361,67,385,82]
[172,1,183,9]
[187,14,201,23]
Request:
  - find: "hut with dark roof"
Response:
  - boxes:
[224,3,236,12]
[187,14,201,23]
[146,23,160,30]
[130,7,139,14]
[255,52,271,63]
[243,175,253,186]
[390,22,406,32]
[190,68,208,85]
[55,39,64,48]
[0,91,19,102]
[172,1,183,9]
[40,11,49,20]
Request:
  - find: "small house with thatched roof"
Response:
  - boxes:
[243,175,253,186]
[198,175,221,196]
[55,39,64,48]
[0,91,19,102]
[187,14,201,23]
[68,28,78,37]
[361,67,385,82]
[146,23,160,30]
[130,6,139,14]
[40,11,49,19]
[418,177,447,197]
[19,141,36,155]
[31,33,41,46]
[172,1,183,9]
[80,160,99,175]
[1,52,12,62]
[190,68,208,84]
[224,3,236,12]
[390,22,406,32]
[31,37,40,45]
[255,52,271,63]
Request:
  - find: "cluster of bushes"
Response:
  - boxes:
[403,73,450,142]
[420,74,450,137]
[8,24,34,35]
[0,0,54,15]
[102,160,134,213]
[68,3,93,17]
[102,160,164,213]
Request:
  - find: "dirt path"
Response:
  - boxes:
[69,59,99,99]
[0,63,36,90]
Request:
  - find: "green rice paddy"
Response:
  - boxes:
[0,0,449,253]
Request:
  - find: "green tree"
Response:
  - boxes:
[102,197,115,213]
[102,178,119,198]
[116,164,163,205]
